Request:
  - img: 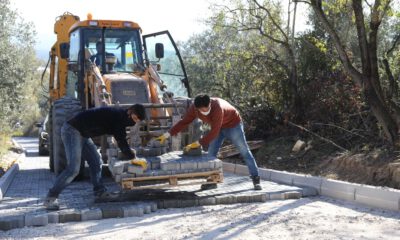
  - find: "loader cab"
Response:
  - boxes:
[65,24,190,107]
[66,27,145,103]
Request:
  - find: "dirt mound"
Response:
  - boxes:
[319,152,400,188]
[225,136,400,189]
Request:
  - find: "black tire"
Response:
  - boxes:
[51,97,84,180]
[49,107,54,171]
[38,146,49,156]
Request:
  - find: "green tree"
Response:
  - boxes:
[308,0,400,144]
[0,0,41,134]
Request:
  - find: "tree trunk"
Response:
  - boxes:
[310,0,398,144]
[364,76,398,143]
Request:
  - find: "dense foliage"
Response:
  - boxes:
[182,0,400,147]
[0,0,42,135]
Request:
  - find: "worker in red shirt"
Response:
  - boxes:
[157,94,261,190]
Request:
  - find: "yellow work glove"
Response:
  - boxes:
[184,141,201,152]
[155,132,170,145]
[130,158,148,170]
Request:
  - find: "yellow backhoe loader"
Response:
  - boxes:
[44,12,200,178]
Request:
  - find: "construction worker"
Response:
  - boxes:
[90,41,116,66]
[43,104,146,210]
[156,94,262,190]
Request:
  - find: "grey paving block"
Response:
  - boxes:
[216,195,235,204]
[251,194,268,202]
[107,148,118,158]
[47,212,59,224]
[117,151,124,159]
[25,213,48,226]
[81,208,102,221]
[163,199,179,208]
[151,162,161,170]
[161,161,180,171]
[120,173,136,179]
[59,209,81,223]
[197,160,213,170]
[180,160,197,170]
[180,199,198,208]
[150,202,157,212]
[236,195,250,203]
[127,165,144,174]
[301,187,319,197]
[284,191,301,199]
[112,161,129,175]
[141,147,163,157]
[122,205,144,217]
[114,174,122,183]
[269,192,285,200]
[0,215,24,231]
[102,206,124,219]
[355,185,400,211]
[157,201,164,209]
[141,204,152,214]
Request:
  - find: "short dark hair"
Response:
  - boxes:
[194,94,210,108]
[128,104,146,120]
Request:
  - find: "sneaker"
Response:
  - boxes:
[94,191,120,202]
[251,176,262,190]
[43,197,60,210]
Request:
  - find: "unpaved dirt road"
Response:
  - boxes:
[1,196,399,240]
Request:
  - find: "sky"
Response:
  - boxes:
[11,0,213,60]
[10,0,309,61]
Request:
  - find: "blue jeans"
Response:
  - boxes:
[48,123,106,197]
[207,122,259,177]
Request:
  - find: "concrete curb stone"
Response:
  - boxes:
[0,215,25,231]
[25,213,48,227]
[81,208,102,221]
[223,162,400,211]
[59,209,81,223]
[0,139,24,201]
[0,164,19,200]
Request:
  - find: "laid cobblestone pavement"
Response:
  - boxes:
[0,137,312,230]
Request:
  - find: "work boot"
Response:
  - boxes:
[251,176,262,190]
[200,183,218,190]
[43,197,60,210]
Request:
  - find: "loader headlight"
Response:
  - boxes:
[88,21,98,26]
[123,22,132,28]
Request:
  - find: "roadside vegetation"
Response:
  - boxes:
[0,0,44,164]
[182,0,400,188]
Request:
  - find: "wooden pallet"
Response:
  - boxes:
[120,170,223,190]
[217,140,264,159]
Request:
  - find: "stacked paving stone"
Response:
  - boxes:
[107,149,223,184]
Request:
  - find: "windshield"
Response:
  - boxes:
[83,29,143,72]
[144,32,189,98]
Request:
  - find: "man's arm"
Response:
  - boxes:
[169,105,197,136]
[114,129,135,159]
